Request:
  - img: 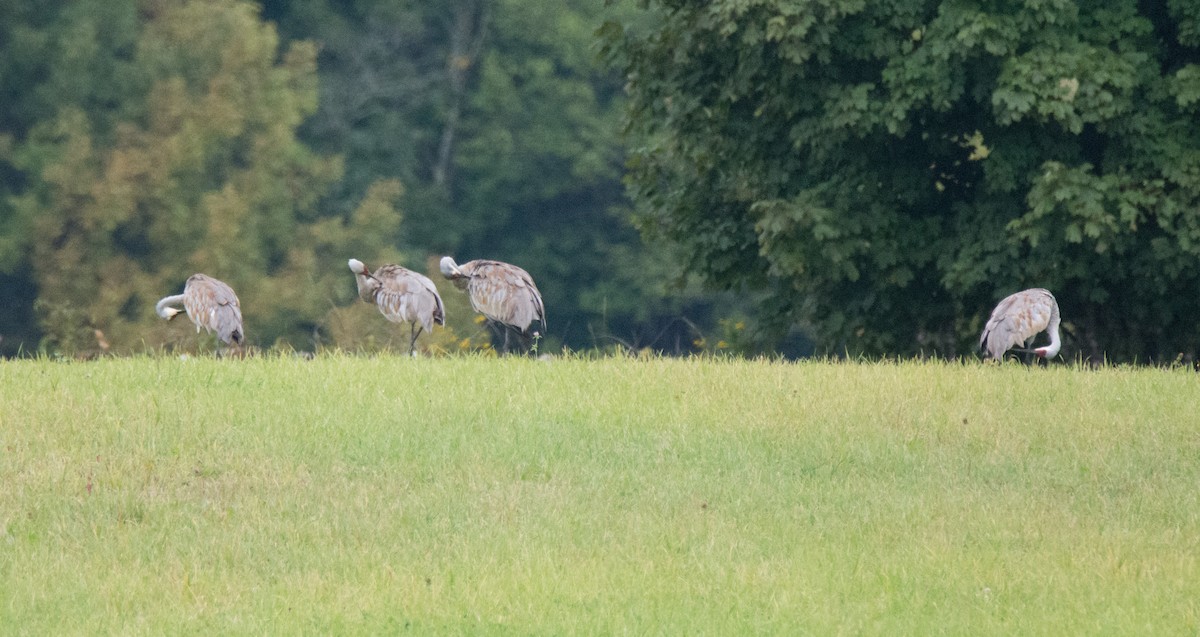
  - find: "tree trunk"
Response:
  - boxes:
[433,1,488,188]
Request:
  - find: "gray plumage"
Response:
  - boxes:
[440,256,545,353]
[349,258,445,353]
[155,274,245,346]
[980,288,1062,360]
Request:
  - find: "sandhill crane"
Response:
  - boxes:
[155,274,245,348]
[980,288,1062,361]
[349,258,445,354]
[439,256,545,353]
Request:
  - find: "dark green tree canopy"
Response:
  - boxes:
[265,0,719,352]
[606,0,1200,361]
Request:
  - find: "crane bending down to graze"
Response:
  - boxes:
[980,288,1062,361]
[349,258,445,355]
[155,274,245,348]
[439,256,545,354]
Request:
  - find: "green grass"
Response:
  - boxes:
[1,355,1198,634]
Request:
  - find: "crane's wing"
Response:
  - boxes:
[374,265,445,332]
[185,274,244,345]
[464,261,545,332]
[411,270,446,329]
[980,288,1056,359]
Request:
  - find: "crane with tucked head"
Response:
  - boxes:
[439,256,545,354]
[349,258,445,355]
[980,288,1062,361]
[156,274,245,348]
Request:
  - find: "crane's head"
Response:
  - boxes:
[1034,342,1062,359]
[439,256,463,279]
[348,258,380,302]
[159,307,181,320]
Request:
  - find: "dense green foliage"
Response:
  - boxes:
[7,0,1198,360]
[606,0,1200,361]
[3,355,1199,631]
[0,0,714,357]
[256,0,713,352]
[0,0,405,354]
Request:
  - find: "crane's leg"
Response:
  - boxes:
[483,320,507,355]
[514,328,533,356]
[409,324,423,357]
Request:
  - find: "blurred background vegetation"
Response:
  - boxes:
[1,0,1197,362]
[0,0,742,358]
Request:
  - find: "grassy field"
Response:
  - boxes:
[1,354,1198,634]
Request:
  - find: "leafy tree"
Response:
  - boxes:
[0,0,126,355]
[2,0,401,354]
[605,0,1200,361]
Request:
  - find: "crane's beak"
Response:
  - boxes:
[439,256,464,279]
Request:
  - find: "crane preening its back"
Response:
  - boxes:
[349,258,445,354]
[439,256,545,354]
[155,274,245,348]
[980,288,1062,361]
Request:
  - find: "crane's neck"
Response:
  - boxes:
[354,272,380,303]
[1037,318,1062,358]
[155,294,185,319]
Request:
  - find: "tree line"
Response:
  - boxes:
[4,0,1197,362]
